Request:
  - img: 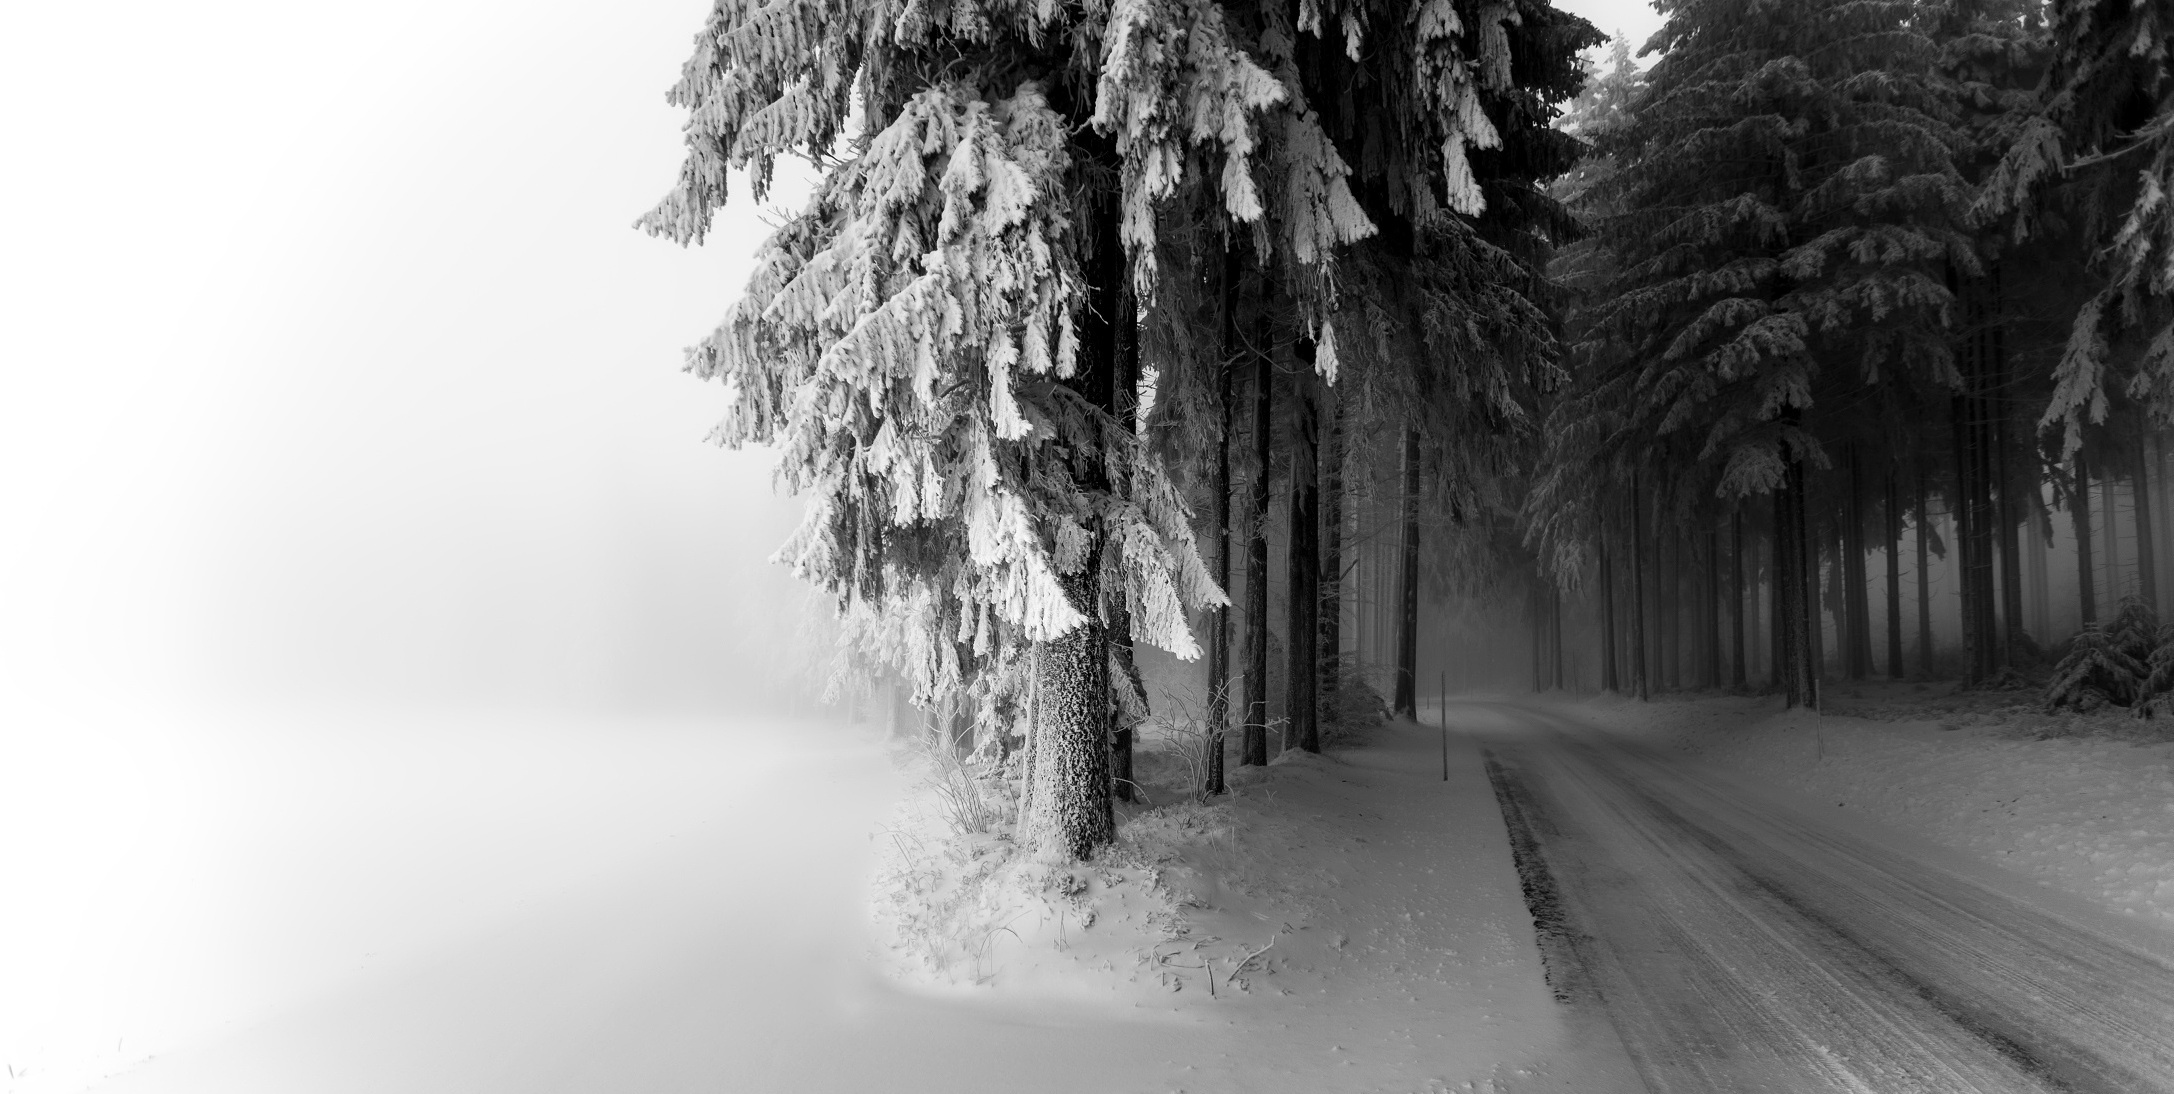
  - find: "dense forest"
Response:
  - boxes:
[647,0,2174,862]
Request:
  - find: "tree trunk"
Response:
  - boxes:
[1242,298,1272,767]
[1953,392,1982,682]
[1731,511,1747,689]
[2075,454,2098,627]
[2136,440,2159,616]
[1032,566,1114,859]
[1319,382,1344,736]
[1602,518,1621,693]
[1552,581,1565,689]
[2105,455,2122,607]
[1286,361,1320,753]
[1917,470,1934,677]
[1770,516,1786,692]
[1394,429,1421,718]
[1026,177,1123,859]
[1782,459,1822,708]
[1666,530,1681,690]
[1108,250,1144,801]
[1989,264,2025,666]
[1704,527,1721,687]
[1776,484,1801,704]
[1631,473,1650,700]
[1205,250,1237,796]
[1997,418,2026,665]
[1885,467,1904,678]
[1845,447,1873,679]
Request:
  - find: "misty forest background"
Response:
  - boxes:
[648,0,2174,861]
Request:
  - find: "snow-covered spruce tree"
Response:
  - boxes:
[1258,0,1597,727]
[2046,594,2157,711]
[641,0,1527,856]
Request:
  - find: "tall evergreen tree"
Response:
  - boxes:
[642,0,1563,855]
[1533,0,1976,706]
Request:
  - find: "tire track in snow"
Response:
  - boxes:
[1481,749,1603,1007]
[1469,704,2174,1093]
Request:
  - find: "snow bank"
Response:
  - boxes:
[871,717,1645,1092]
[1566,686,2174,928]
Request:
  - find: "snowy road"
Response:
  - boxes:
[1465,701,2174,1093]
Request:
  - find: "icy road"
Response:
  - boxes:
[1464,701,2174,1093]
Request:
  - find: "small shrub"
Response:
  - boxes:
[2046,622,2146,711]
[918,736,1007,835]
[1143,690,1225,804]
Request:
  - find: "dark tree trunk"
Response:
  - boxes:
[1770,516,1786,692]
[1732,511,1747,689]
[1666,530,1681,690]
[1205,249,1237,796]
[1552,581,1565,689]
[1997,417,2027,663]
[1917,470,1935,677]
[1601,519,1621,693]
[1705,527,1721,687]
[1953,392,1982,682]
[1319,384,1344,736]
[1987,263,2025,665]
[1030,178,1122,857]
[1815,513,1834,683]
[2074,454,2097,627]
[1286,361,1320,753]
[1530,584,1545,692]
[1108,249,1143,801]
[1631,473,1650,700]
[1394,429,1421,718]
[1845,447,1872,679]
[1242,298,1272,767]
[1776,485,1801,703]
[1886,467,1904,678]
[1781,459,1822,708]
[2136,441,2159,615]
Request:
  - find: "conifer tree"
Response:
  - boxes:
[1532,0,1976,706]
[1983,0,2174,453]
[640,0,1550,856]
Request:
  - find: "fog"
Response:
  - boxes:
[1,0,822,720]
[2,2,830,1086]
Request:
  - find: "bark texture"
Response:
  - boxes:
[1030,570,1113,860]
[2075,454,2097,626]
[1394,429,1421,718]
[1242,301,1271,767]
[1286,362,1320,752]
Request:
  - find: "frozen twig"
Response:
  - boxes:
[1227,936,1276,984]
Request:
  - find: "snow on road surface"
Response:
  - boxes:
[1570,688,2174,927]
[10,703,1631,1094]
[1464,700,2174,1093]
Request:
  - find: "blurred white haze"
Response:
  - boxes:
[0,0,1658,1089]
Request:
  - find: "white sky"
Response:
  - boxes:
[1558,0,1666,55]
[1,0,824,718]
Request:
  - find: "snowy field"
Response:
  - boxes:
[4,700,1633,1094]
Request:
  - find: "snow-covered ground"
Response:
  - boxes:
[7,699,1634,1094]
[1561,684,2174,929]
[870,718,1640,1093]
